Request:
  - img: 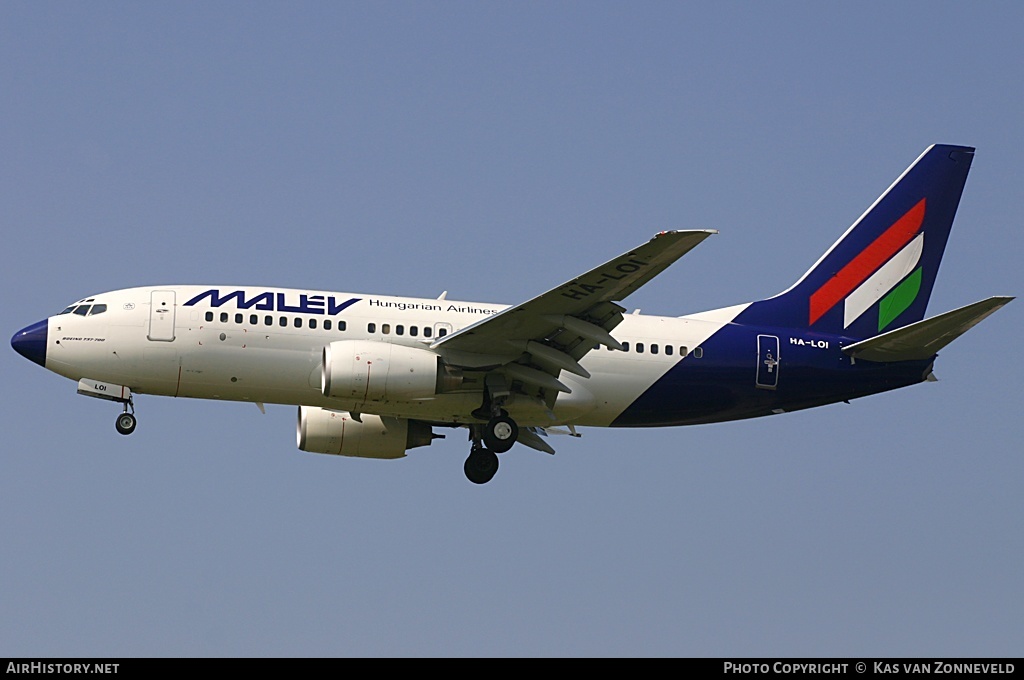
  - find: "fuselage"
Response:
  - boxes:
[10,145,1004,486]
[13,285,933,429]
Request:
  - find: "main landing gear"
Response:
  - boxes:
[464,440,499,485]
[464,387,521,483]
[482,414,518,453]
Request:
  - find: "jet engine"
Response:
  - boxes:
[297,406,435,459]
[321,340,458,402]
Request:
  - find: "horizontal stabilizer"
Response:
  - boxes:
[842,296,1013,362]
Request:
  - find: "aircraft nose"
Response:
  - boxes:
[11,320,48,367]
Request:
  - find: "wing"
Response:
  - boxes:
[431,230,716,392]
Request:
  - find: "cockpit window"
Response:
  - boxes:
[60,301,106,315]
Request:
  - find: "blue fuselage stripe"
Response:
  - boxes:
[610,323,932,427]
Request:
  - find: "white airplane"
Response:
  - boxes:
[11,145,1013,483]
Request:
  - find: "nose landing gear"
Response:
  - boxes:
[75,379,139,436]
[115,411,137,435]
[115,397,137,435]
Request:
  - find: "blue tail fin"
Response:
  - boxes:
[735,144,975,339]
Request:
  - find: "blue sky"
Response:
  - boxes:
[2,2,1021,656]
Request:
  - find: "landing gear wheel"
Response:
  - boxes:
[115,412,137,435]
[464,448,499,484]
[482,415,518,453]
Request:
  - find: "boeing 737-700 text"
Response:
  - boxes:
[11,145,1013,483]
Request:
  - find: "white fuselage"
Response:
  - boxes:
[43,285,745,427]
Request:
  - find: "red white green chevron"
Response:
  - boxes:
[809,199,926,332]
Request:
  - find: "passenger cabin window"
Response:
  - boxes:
[338,320,346,331]
[636,342,645,353]
[205,311,214,322]
[396,325,404,336]
[665,345,673,356]
[265,315,273,326]
[294,317,302,328]
[279,316,287,327]
[621,341,630,352]
[410,326,418,337]
[235,313,243,324]
[424,327,433,338]
[220,312,228,323]
[651,343,659,355]
[309,318,317,329]
[367,323,376,333]
[693,347,703,358]
[324,320,332,331]
[250,314,258,325]
[680,346,688,356]
[437,327,447,337]
[382,324,391,334]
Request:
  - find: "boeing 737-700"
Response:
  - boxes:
[11,144,1012,483]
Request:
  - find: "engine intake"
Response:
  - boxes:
[322,340,447,402]
[297,406,435,459]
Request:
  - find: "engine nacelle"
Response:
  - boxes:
[297,406,435,459]
[322,340,444,402]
